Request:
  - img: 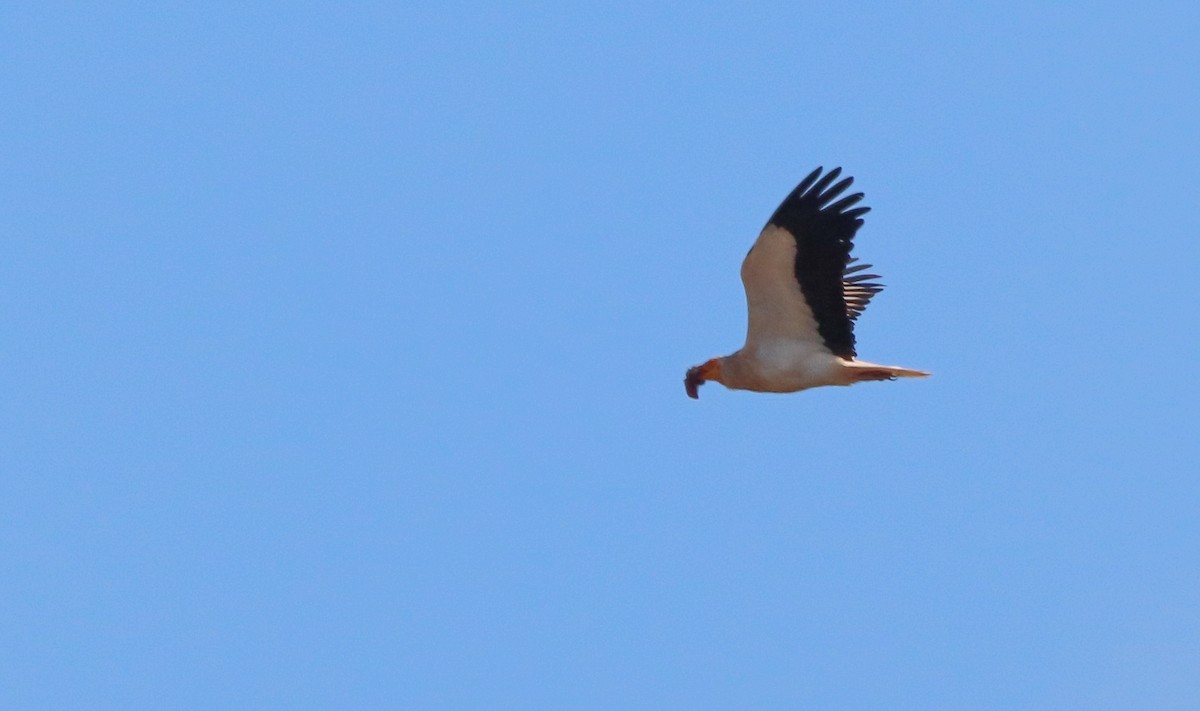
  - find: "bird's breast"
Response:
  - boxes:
[754,340,823,371]
[745,340,840,391]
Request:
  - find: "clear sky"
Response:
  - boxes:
[4,3,1199,709]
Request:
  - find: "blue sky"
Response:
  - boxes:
[3,2,1199,709]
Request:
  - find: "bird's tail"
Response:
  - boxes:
[844,360,931,382]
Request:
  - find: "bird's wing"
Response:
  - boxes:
[740,167,879,359]
[843,257,884,323]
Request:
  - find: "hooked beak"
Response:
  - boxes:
[684,359,721,399]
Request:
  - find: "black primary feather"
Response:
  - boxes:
[764,167,882,358]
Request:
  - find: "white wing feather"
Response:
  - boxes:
[739,224,831,363]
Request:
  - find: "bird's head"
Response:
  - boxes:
[684,358,723,399]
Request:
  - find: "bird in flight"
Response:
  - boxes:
[685,167,929,399]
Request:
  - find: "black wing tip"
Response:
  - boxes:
[807,169,845,202]
[770,167,871,226]
[792,166,825,197]
[772,166,878,359]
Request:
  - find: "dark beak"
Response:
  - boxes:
[684,366,704,399]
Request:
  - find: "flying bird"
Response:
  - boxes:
[685,167,929,399]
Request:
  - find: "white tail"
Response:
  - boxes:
[843,360,931,383]
[879,365,930,378]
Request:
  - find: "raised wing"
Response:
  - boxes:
[741,167,879,359]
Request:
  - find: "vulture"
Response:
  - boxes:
[685,167,929,399]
